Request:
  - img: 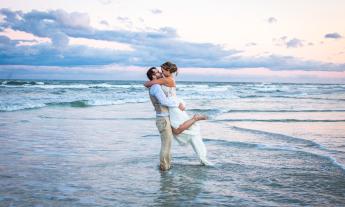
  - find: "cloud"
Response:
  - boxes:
[245,42,257,47]
[324,32,342,39]
[151,9,162,14]
[274,36,304,48]
[117,16,130,22]
[0,9,344,72]
[267,17,277,23]
[98,0,112,5]
[286,38,304,48]
[116,16,133,28]
[100,20,109,26]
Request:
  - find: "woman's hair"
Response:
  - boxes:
[161,61,178,76]
[146,67,157,80]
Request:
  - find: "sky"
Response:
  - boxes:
[0,0,345,83]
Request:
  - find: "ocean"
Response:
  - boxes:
[1,79,345,206]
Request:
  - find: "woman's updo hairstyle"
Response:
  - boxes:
[161,61,178,76]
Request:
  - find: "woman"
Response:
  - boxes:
[144,62,212,166]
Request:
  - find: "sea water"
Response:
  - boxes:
[1,80,345,206]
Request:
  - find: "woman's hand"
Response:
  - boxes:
[144,81,151,88]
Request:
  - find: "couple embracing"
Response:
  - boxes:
[144,61,212,171]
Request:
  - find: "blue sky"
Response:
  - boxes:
[0,0,345,82]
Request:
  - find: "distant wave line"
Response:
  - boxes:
[38,115,155,121]
[226,109,345,113]
[215,119,345,122]
[0,99,148,112]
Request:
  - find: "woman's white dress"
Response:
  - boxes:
[161,85,212,165]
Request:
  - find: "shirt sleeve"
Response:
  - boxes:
[150,84,179,108]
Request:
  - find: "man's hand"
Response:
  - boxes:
[178,103,185,111]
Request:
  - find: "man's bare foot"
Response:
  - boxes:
[160,165,171,171]
[193,114,208,121]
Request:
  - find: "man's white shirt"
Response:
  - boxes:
[149,84,178,117]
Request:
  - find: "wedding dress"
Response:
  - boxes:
[161,85,212,165]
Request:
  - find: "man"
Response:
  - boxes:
[146,67,184,171]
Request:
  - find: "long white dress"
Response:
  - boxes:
[161,85,212,165]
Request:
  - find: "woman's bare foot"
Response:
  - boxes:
[193,114,208,121]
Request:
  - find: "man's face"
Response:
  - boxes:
[152,68,163,79]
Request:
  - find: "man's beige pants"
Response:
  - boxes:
[156,116,173,171]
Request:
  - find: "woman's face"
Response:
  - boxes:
[161,67,171,77]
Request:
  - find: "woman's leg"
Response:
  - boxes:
[172,114,208,135]
[190,135,212,165]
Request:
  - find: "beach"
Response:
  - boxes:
[1,80,345,206]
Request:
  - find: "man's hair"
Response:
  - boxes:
[146,67,157,80]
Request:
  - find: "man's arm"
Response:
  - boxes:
[150,84,179,108]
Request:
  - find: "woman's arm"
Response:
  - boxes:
[144,78,167,88]
[144,77,176,88]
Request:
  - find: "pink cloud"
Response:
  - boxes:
[180,67,345,83]
[69,37,133,51]
[182,67,345,78]
[0,28,51,44]
[1,64,345,83]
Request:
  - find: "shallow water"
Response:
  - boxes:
[1,80,345,206]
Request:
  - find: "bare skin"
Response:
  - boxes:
[172,114,208,135]
[145,68,208,135]
[144,66,175,88]
[144,76,175,88]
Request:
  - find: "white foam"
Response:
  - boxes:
[14,83,144,89]
[0,103,47,112]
